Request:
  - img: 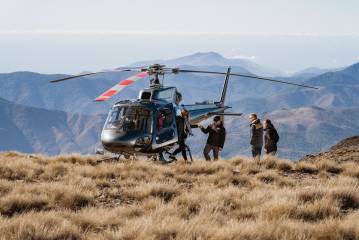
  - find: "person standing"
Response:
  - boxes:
[249,113,263,162]
[170,109,197,162]
[263,119,279,156]
[199,116,226,161]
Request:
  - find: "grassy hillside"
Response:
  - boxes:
[0,146,358,239]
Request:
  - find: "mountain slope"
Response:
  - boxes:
[301,135,359,163]
[0,98,105,154]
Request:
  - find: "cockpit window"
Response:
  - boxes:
[152,88,175,102]
[104,106,152,133]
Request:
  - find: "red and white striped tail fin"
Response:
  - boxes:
[95,72,149,101]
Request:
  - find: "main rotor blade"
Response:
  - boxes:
[50,67,142,83]
[95,72,149,101]
[178,69,318,90]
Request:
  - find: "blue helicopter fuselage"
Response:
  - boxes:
[101,86,228,155]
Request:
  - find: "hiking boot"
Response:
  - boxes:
[168,154,177,161]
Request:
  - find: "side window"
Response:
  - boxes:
[155,106,176,144]
[157,108,174,131]
[140,91,151,100]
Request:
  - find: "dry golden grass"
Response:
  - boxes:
[0,151,358,240]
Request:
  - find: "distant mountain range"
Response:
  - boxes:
[0,98,105,155]
[232,63,359,114]
[0,52,358,159]
[291,66,343,80]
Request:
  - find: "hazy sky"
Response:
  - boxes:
[1,0,359,73]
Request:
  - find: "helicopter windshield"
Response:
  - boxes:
[104,106,152,133]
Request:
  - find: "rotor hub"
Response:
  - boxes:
[146,64,166,87]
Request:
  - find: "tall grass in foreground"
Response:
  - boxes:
[0,151,358,240]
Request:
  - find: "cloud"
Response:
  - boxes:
[231,55,257,60]
[226,48,257,60]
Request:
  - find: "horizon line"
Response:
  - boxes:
[1,30,359,37]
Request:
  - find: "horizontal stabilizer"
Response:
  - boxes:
[208,112,243,116]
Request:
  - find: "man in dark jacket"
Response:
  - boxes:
[199,116,226,161]
[263,119,279,155]
[249,113,263,161]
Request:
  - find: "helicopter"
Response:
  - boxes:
[50,64,317,162]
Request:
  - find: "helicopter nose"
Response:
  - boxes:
[101,138,135,150]
[101,129,151,153]
[101,137,136,154]
[101,130,136,148]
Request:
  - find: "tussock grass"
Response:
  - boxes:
[276,159,294,172]
[316,160,343,174]
[0,151,358,239]
[295,162,319,174]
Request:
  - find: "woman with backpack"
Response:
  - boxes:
[263,119,279,155]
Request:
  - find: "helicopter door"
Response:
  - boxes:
[152,105,178,149]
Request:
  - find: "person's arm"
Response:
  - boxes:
[184,118,193,135]
[250,125,256,145]
[201,126,210,134]
[219,128,226,149]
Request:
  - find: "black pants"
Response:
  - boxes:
[265,144,277,155]
[173,139,187,160]
[251,146,262,159]
[203,144,219,161]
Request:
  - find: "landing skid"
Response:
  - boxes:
[96,155,121,164]
[96,153,134,164]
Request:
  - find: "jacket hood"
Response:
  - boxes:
[264,123,275,130]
